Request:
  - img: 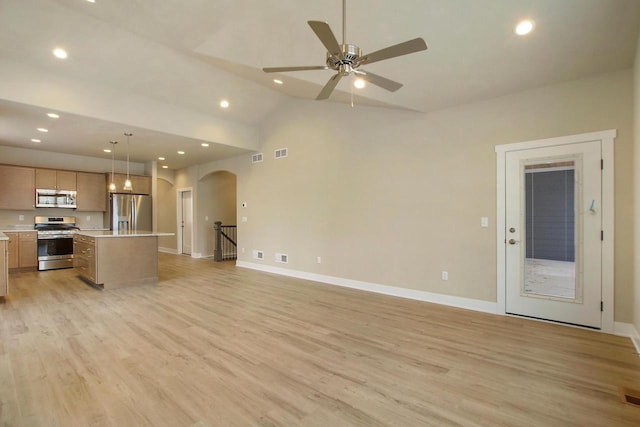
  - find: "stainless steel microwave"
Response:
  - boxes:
[35,189,77,209]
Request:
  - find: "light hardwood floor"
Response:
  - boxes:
[1,253,640,426]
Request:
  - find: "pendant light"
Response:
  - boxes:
[109,140,118,191]
[123,132,133,191]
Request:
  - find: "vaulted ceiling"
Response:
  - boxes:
[0,0,639,169]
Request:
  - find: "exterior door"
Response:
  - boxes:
[505,141,602,328]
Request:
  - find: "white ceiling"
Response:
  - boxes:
[0,0,638,169]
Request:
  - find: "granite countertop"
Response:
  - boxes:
[0,226,36,232]
[76,230,174,238]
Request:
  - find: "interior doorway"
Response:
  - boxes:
[496,130,615,332]
[177,188,193,256]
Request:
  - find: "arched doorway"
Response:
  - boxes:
[198,171,237,258]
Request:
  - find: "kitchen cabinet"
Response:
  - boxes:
[74,234,96,283]
[109,173,152,195]
[5,231,37,271]
[0,237,7,297]
[36,169,77,190]
[76,172,107,211]
[0,165,35,210]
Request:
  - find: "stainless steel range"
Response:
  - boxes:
[34,216,78,271]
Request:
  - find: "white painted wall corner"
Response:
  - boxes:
[614,322,640,355]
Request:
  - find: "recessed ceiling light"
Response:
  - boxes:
[37,128,48,132]
[177,151,185,155]
[31,138,41,143]
[354,78,366,89]
[219,100,230,108]
[515,20,535,36]
[47,113,60,119]
[201,143,209,147]
[162,165,168,169]
[273,79,283,85]
[103,149,111,153]
[53,48,68,59]
[86,0,96,3]
[158,157,165,160]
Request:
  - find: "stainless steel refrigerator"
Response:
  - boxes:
[109,193,152,232]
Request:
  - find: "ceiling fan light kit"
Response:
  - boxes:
[263,0,428,100]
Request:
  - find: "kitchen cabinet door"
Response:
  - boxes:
[77,172,107,211]
[0,165,35,210]
[5,233,18,269]
[110,173,151,195]
[36,169,77,190]
[56,170,77,191]
[19,232,37,269]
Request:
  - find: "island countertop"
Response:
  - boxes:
[76,230,174,238]
[0,232,8,241]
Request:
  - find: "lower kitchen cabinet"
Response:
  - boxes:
[0,238,8,297]
[73,234,96,283]
[5,231,37,271]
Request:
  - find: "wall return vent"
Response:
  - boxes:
[252,153,264,163]
[252,250,264,260]
[275,253,288,263]
[274,148,288,159]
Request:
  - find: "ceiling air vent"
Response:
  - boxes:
[274,148,288,159]
[275,253,288,263]
[252,250,264,260]
[252,153,264,163]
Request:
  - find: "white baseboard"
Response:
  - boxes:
[235,261,497,314]
[614,322,640,355]
[158,247,178,254]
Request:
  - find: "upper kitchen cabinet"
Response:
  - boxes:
[109,173,152,195]
[76,172,107,211]
[0,165,35,210]
[36,169,77,191]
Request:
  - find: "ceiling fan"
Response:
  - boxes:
[262,0,428,100]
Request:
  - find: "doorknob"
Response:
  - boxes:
[508,239,520,245]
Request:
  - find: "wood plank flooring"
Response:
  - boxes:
[1,253,640,426]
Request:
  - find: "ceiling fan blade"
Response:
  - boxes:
[358,38,427,66]
[316,73,343,100]
[308,21,344,59]
[263,66,328,73]
[355,70,403,92]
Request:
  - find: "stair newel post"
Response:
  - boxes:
[214,221,222,262]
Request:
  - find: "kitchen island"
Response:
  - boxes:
[74,230,173,289]
[0,232,8,297]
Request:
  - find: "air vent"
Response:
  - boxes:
[275,253,288,264]
[620,386,640,407]
[274,148,288,159]
[252,250,264,260]
[252,153,264,163]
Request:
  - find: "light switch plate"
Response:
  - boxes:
[242,216,247,223]
[481,217,489,228]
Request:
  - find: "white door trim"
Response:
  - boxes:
[495,129,616,333]
[176,187,194,256]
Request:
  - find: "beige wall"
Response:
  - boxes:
[190,69,634,321]
[157,177,177,250]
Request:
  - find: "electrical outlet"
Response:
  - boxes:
[441,271,449,281]
[317,256,322,264]
[18,215,24,221]
[242,216,247,223]
[241,248,245,254]
[86,215,91,221]
[481,217,489,227]
[205,216,208,221]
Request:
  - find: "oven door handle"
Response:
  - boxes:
[37,235,75,240]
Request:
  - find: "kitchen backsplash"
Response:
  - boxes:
[0,209,105,229]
